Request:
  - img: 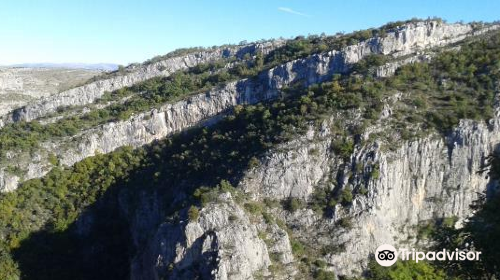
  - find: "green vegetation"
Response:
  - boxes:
[244,201,264,215]
[366,260,447,280]
[314,270,336,280]
[47,153,59,166]
[291,239,306,256]
[0,22,499,280]
[0,146,142,279]
[331,137,355,159]
[187,206,200,222]
[339,186,354,206]
[285,197,305,212]
[370,164,380,180]
[337,217,353,229]
[192,180,242,206]
[352,54,387,75]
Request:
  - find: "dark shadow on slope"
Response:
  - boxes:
[169,231,219,280]
[12,183,134,280]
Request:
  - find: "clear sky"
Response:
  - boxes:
[1,0,499,65]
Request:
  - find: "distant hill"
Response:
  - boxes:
[5,62,119,71]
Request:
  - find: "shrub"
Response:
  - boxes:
[339,187,353,206]
[262,212,274,224]
[338,217,353,229]
[187,206,200,222]
[264,198,281,208]
[48,153,59,166]
[314,270,336,280]
[370,164,380,180]
[291,239,306,256]
[285,197,304,212]
[244,202,263,215]
[331,138,354,159]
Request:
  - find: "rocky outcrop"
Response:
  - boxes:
[131,193,272,280]
[376,54,431,77]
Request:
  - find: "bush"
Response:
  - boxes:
[338,217,353,229]
[244,202,263,215]
[339,187,353,206]
[285,197,304,212]
[370,164,380,180]
[262,212,274,224]
[331,138,354,159]
[291,239,306,256]
[314,270,336,280]
[48,153,59,166]
[187,206,200,222]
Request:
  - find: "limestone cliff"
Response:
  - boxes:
[0,41,284,126]
[1,20,494,192]
[130,97,500,279]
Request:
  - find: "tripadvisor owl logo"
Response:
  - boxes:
[375,244,482,266]
[375,244,398,267]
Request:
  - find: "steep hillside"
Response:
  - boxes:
[0,19,499,280]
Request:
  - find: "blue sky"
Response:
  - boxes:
[1,0,499,65]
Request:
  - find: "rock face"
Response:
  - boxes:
[180,104,499,277]
[240,102,500,275]
[128,104,500,279]
[327,118,498,275]
[1,21,494,193]
[1,41,284,126]
[131,193,272,280]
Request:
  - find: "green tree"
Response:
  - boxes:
[367,260,446,280]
